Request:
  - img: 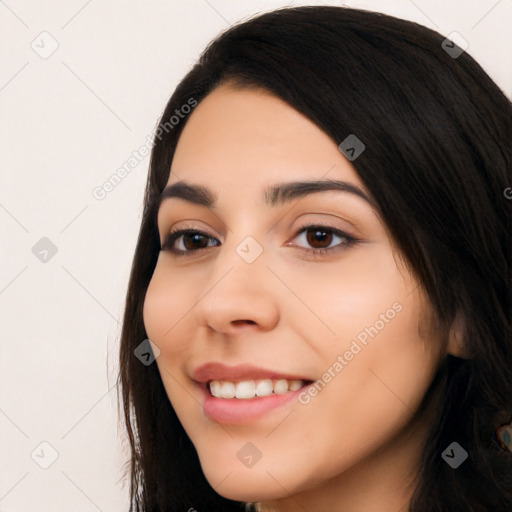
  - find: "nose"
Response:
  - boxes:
[193,241,280,336]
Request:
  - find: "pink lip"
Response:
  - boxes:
[193,362,310,383]
[200,382,309,425]
[192,362,313,425]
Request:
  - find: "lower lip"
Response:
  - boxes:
[202,383,309,424]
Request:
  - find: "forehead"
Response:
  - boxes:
[166,83,368,195]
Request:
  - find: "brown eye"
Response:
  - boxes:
[181,232,209,250]
[305,228,334,249]
[162,229,220,254]
[293,224,358,255]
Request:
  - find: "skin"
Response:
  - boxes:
[143,83,463,512]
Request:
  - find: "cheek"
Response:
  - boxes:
[315,292,439,460]
[293,248,440,458]
[142,265,190,352]
[292,245,410,345]
[270,302,439,488]
[142,268,202,427]
[351,303,438,409]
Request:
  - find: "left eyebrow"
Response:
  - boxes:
[156,179,376,213]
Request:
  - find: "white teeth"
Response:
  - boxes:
[288,379,303,391]
[256,379,273,396]
[235,380,256,399]
[209,378,306,399]
[210,380,221,397]
[274,379,288,394]
[219,381,235,398]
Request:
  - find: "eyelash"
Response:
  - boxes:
[161,223,360,258]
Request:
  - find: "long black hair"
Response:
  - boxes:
[118,6,512,511]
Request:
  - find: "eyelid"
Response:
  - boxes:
[160,221,218,245]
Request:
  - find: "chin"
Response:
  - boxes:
[196,453,284,502]
[205,473,286,503]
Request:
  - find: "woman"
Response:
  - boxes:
[118,5,512,511]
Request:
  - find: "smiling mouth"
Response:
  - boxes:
[207,378,313,399]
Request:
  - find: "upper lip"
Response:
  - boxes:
[193,362,311,383]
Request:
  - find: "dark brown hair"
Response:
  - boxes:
[118,6,512,511]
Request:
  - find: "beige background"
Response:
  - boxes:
[1,0,510,510]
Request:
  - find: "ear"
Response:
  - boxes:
[446,311,471,359]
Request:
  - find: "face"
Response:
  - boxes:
[143,83,445,507]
